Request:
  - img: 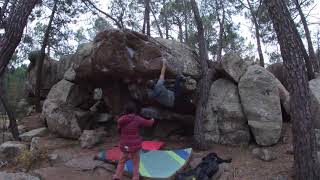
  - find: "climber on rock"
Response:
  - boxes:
[148,59,186,108]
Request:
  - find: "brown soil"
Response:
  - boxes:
[0,122,294,180]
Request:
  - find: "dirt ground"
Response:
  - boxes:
[0,122,294,180]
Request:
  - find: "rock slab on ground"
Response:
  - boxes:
[0,141,28,159]
[252,148,276,162]
[19,127,48,142]
[79,129,106,149]
[0,172,40,180]
[239,65,283,146]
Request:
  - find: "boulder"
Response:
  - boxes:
[267,62,289,90]
[74,29,200,84]
[0,172,40,180]
[26,52,60,98]
[42,79,93,138]
[0,141,28,159]
[239,65,282,146]
[46,79,90,107]
[205,78,250,145]
[221,53,250,83]
[309,78,320,129]
[274,78,290,114]
[42,101,82,139]
[19,113,45,131]
[252,148,276,162]
[79,129,106,149]
[19,127,48,142]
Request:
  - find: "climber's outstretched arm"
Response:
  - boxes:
[159,60,167,81]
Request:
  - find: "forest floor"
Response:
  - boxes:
[1,122,294,180]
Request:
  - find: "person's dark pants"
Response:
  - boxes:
[174,75,184,98]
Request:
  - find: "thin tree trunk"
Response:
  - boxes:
[0,74,19,140]
[216,0,225,61]
[35,0,58,112]
[142,0,150,36]
[0,0,38,76]
[265,0,319,179]
[247,0,264,67]
[294,0,319,73]
[292,18,315,79]
[191,0,215,150]
[150,3,163,38]
[163,0,169,39]
[176,17,183,43]
[183,0,189,44]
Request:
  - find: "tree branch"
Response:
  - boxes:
[81,0,123,29]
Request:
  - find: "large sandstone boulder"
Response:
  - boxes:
[74,29,201,84]
[26,53,60,98]
[309,78,320,129]
[267,62,288,90]
[221,53,251,83]
[42,79,92,139]
[239,65,283,146]
[204,78,250,145]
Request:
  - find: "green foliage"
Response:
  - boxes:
[3,66,27,111]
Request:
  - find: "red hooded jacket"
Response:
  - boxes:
[118,114,154,152]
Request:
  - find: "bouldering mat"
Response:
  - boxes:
[125,148,192,179]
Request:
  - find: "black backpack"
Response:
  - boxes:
[175,153,232,180]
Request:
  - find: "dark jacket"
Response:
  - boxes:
[118,114,154,152]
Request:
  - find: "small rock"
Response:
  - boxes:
[79,129,106,149]
[0,172,40,180]
[48,153,58,161]
[252,148,276,162]
[286,145,294,155]
[183,78,197,91]
[18,125,28,134]
[30,137,41,154]
[93,88,103,100]
[19,127,48,142]
[0,141,28,160]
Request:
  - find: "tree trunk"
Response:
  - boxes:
[35,0,58,112]
[265,0,319,179]
[0,0,38,76]
[183,0,189,44]
[191,0,215,150]
[0,74,19,140]
[292,19,315,80]
[294,0,319,73]
[163,0,169,39]
[176,17,183,43]
[150,3,163,38]
[247,0,264,67]
[142,0,151,36]
[216,0,225,62]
